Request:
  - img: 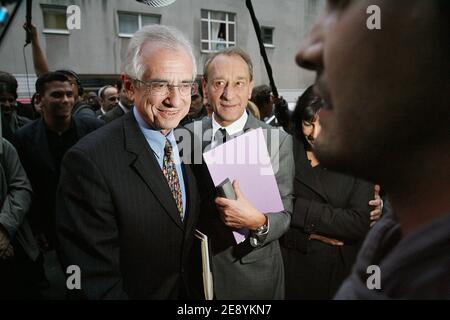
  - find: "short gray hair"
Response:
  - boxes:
[203,47,253,81]
[123,24,197,80]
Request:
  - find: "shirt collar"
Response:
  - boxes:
[211,110,248,142]
[133,108,176,160]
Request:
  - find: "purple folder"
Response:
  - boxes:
[203,128,284,244]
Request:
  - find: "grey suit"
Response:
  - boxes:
[185,113,294,299]
[0,138,39,261]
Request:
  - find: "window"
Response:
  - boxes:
[201,10,236,52]
[261,27,274,47]
[42,5,69,34]
[118,12,160,37]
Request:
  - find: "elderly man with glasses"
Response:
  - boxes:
[56,25,201,300]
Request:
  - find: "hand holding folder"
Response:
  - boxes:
[203,128,284,244]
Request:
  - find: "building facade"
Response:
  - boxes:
[0,0,323,104]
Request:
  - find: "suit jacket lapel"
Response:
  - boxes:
[243,112,259,132]
[123,113,184,230]
[201,118,213,153]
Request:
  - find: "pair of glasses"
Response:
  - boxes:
[133,79,198,97]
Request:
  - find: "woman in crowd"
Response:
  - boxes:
[281,87,376,299]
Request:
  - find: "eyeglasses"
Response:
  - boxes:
[133,79,198,97]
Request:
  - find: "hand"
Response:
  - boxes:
[309,234,344,246]
[1,244,14,260]
[369,184,383,227]
[23,22,38,40]
[215,180,266,230]
[0,226,11,254]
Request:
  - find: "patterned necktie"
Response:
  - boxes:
[162,139,184,220]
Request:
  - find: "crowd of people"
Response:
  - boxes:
[0,0,448,300]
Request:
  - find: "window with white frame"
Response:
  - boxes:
[201,10,236,52]
[42,5,69,34]
[261,26,274,47]
[118,12,160,37]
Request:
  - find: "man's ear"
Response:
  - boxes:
[202,78,208,100]
[122,75,135,101]
[35,93,42,105]
[248,80,254,99]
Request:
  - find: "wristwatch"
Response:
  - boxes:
[254,222,269,236]
[250,218,269,247]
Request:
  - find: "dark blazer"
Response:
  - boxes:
[12,116,102,247]
[185,113,294,300]
[55,111,200,299]
[100,105,126,123]
[281,138,373,299]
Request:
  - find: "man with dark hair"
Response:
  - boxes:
[251,84,276,125]
[0,72,31,141]
[296,1,449,299]
[55,69,101,123]
[14,71,101,248]
[13,72,102,298]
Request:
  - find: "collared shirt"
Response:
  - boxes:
[133,108,187,217]
[118,101,130,114]
[210,110,269,245]
[211,110,248,148]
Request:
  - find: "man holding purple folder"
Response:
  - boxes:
[186,47,294,300]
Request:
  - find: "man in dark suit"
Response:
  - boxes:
[100,80,133,123]
[186,47,294,299]
[13,72,102,299]
[13,72,101,251]
[95,85,119,118]
[56,25,200,299]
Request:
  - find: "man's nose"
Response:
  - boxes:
[296,14,326,71]
[164,86,183,108]
[221,84,235,100]
[62,94,72,104]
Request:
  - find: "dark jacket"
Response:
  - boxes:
[100,105,126,123]
[12,116,102,248]
[56,111,200,299]
[281,138,373,299]
[335,209,450,299]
